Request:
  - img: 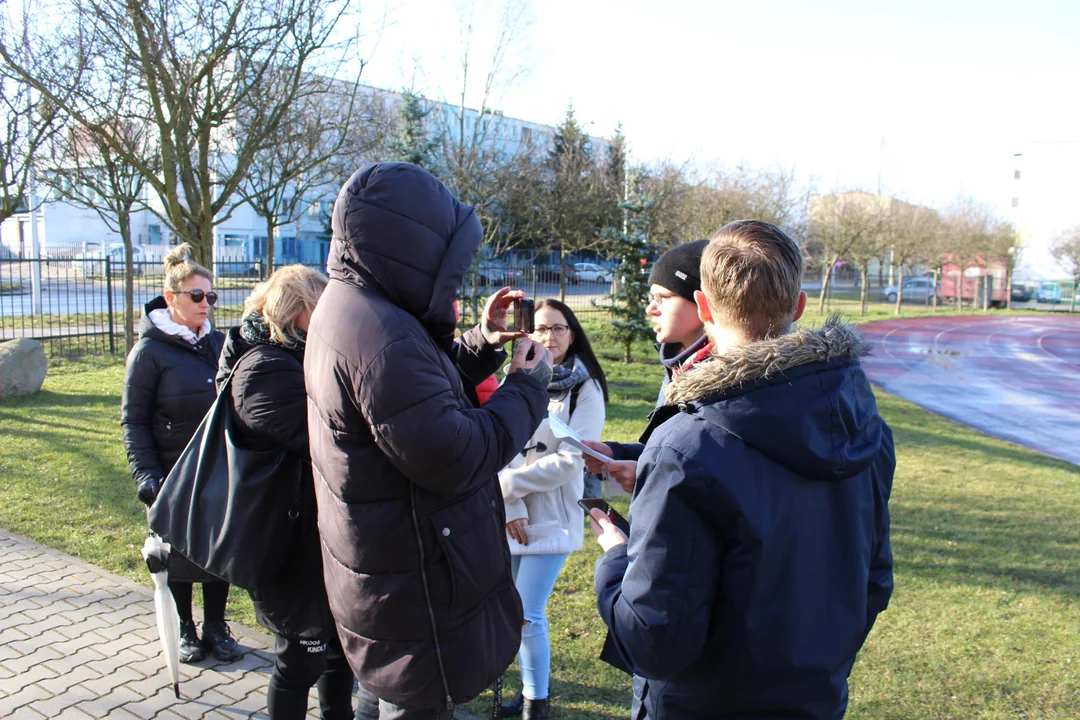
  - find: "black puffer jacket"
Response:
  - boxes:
[216,325,334,640]
[305,163,548,709]
[121,297,224,489]
[121,297,225,584]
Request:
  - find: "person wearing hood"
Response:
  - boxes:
[216,265,355,720]
[304,162,552,718]
[588,220,895,720]
[120,243,242,665]
[582,240,710,495]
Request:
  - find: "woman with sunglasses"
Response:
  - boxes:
[121,243,241,665]
[499,299,608,720]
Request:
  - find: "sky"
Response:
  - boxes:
[356,0,1078,274]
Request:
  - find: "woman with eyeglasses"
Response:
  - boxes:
[498,299,608,720]
[121,243,242,665]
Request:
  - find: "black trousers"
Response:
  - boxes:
[268,633,354,720]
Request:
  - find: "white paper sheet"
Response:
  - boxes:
[547,414,615,463]
[506,521,571,555]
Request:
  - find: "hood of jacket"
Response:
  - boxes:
[665,316,882,481]
[327,162,482,346]
[138,296,215,352]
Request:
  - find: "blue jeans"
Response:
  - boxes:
[510,552,569,700]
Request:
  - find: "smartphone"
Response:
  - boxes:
[578,498,631,535]
[513,298,535,334]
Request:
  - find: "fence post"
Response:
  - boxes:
[106,257,115,354]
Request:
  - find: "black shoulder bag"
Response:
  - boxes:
[148,360,303,591]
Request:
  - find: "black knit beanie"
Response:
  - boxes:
[648,239,709,302]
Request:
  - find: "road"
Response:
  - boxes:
[860,315,1080,466]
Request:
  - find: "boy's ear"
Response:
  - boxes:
[694,289,713,324]
[792,291,807,323]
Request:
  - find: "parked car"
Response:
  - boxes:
[471,263,525,286]
[74,243,146,277]
[535,263,578,285]
[1037,282,1062,304]
[1010,282,1036,302]
[881,276,938,303]
[573,262,611,283]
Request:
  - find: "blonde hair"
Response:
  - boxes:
[163,243,214,293]
[243,265,328,346]
[701,220,803,339]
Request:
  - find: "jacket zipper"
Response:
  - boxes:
[409,482,454,710]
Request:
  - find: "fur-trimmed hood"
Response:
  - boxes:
[666,316,869,405]
[665,316,882,481]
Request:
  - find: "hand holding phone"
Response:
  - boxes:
[578,498,631,535]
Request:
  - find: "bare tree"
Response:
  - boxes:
[1051,225,1080,314]
[39,118,159,350]
[237,80,365,273]
[647,164,806,255]
[845,215,890,316]
[0,0,367,265]
[0,2,74,225]
[888,202,939,315]
[808,191,889,313]
[436,0,544,255]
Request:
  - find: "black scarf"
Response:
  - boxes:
[240,313,307,351]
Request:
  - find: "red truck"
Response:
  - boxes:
[938,257,1008,308]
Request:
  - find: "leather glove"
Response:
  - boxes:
[137,478,161,507]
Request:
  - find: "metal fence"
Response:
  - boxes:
[0,257,618,357]
[808,273,1079,312]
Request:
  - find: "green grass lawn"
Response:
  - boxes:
[2,319,1078,719]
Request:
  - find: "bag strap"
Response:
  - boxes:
[568,382,582,418]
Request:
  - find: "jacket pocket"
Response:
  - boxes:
[429,482,508,618]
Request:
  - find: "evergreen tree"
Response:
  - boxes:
[544,102,605,298]
[601,166,659,362]
[389,91,439,168]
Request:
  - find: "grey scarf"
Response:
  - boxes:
[548,355,590,395]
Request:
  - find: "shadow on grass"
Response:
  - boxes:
[895,424,1080,472]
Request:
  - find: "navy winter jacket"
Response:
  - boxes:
[594,319,894,720]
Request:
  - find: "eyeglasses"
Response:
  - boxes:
[647,292,679,307]
[532,324,569,337]
[176,289,218,306]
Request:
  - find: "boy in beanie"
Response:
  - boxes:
[583,240,710,492]
[588,220,895,719]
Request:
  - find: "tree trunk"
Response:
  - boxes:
[931,268,940,313]
[189,212,215,267]
[982,266,990,311]
[859,261,869,316]
[894,272,904,316]
[266,216,276,276]
[817,256,836,314]
[1071,276,1078,314]
[1006,267,1014,310]
[119,211,135,352]
[557,247,567,303]
[623,338,632,363]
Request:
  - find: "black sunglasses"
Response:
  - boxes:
[176,289,218,305]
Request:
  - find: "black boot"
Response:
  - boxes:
[522,697,549,720]
[178,620,204,663]
[500,690,524,718]
[201,619,243,662]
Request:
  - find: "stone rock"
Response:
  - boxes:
[0,338,48,397]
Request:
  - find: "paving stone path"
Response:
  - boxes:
[0,528,313,719]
